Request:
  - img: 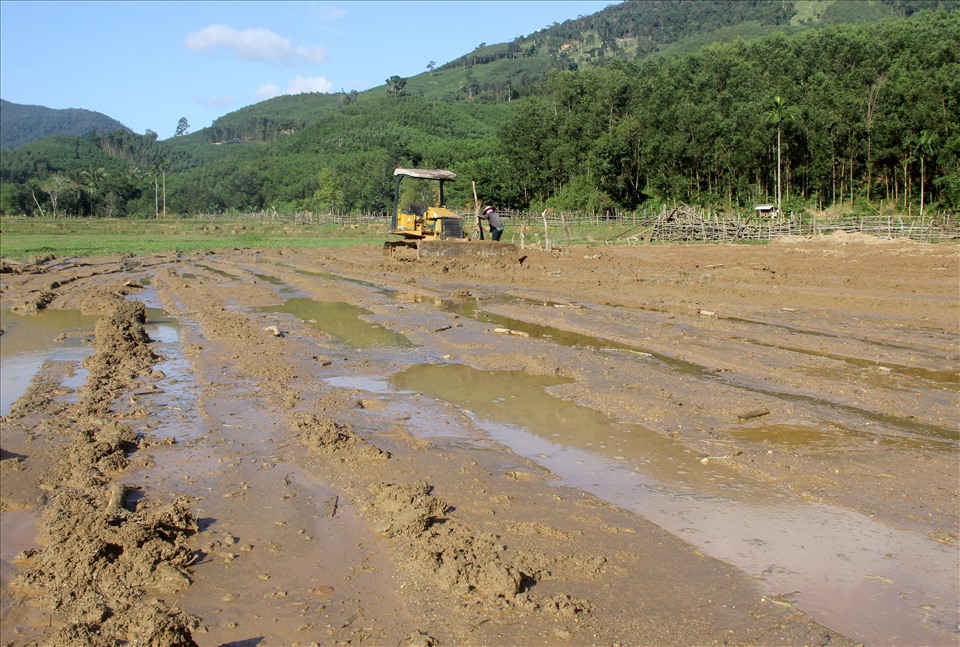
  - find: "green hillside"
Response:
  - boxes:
[0,99,131,151]
[1,1,957,219]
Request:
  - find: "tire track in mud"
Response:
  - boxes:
[2,255,173,317]
[151,266,598,644]
[3,298,201,646]
[4,250,893,646]
[147,260,852,647]
[244,245,956,645]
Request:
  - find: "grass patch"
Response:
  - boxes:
[0,217,388,260]
[1,216,652,261]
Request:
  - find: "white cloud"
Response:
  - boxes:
[256,75,333,100]
[288,74,334,93]
[185,24,327,65]
[256,83,283,100]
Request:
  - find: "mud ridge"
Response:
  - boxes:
[295,412,390,461]
[295,410,580,616]
[7,298,201,646]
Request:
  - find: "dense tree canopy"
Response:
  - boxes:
[0,99,131,151]
[499,10,959,213]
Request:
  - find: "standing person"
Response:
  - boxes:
[479,205,504,241]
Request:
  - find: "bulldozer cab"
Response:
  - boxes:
[385,167,518,260]
[390,168,464,241]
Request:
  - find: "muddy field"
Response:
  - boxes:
[1,232,957,647]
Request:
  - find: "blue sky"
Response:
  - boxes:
[1,1,617,139]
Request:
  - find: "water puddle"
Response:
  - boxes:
[729,422,841,447]
[247,270,295,294]
[141,308,205,442]
[326,375,395,394]
[0,510,38,570]
[287,265,381,290]
[447,298,642,353]
[194,264,240,281]
[397,294,957,445]
[0,309,100,416]
[388,362,959,647]
[746,337,959,386]
[0,508,39,624]
[0,304,198,634]
[256,298,414,349]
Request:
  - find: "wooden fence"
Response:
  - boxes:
[182,207,958,244]
[635,207,958,243]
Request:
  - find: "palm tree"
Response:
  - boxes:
[150,162,162,217]
[763,96,800,215]
[911,130,936,218]
[160,159,170,216]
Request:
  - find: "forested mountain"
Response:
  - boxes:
[0,100,131,151]
[504,11,959,213]
[1,1,957,219]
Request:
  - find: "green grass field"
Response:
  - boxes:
[0,216,648,261]
[0,217,392,260]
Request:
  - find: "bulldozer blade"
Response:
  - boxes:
[417,240,519,259]
[383,240,418,257]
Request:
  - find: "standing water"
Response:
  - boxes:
[389,362,959,647]
[0,310,100,416]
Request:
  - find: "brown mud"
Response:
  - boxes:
[1,233,957,647]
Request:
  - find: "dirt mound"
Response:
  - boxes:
[295,412,390,461]
[772,229,916,245]
[368,480,547,605]
[40,599,199,647]
[17,485,198,622]
[80,301,157,415]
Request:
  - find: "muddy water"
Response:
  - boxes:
[256,297,414,349]
[388,362,959,647]
[138,307,208,442]
[131,394,410,646]
[0,309,99,416]
[0,510,37,594]
[440,297,958,445]
[127,291,413,645]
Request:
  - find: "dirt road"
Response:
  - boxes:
[1,233,957,646]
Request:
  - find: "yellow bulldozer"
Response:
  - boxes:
[383,168,518,259]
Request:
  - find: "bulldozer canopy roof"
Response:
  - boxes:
[394,168,456,181]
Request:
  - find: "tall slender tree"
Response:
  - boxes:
[911,130,936,218]
[763,96,800,214]
[151,162,161,216]
[160,159,170,216]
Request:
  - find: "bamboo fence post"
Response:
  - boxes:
[541,209,551,252]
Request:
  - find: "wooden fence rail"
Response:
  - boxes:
[182,207,958,243]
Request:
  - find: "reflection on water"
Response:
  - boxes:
[257,298,414,349]
[389,362,959,647]
[249,271,296,293]
[0,310,100,416]
[142,308,205,442]
[391,364,741,492]
[194,264,241,280]
[0,509,38,596]
[408,293,958,445]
